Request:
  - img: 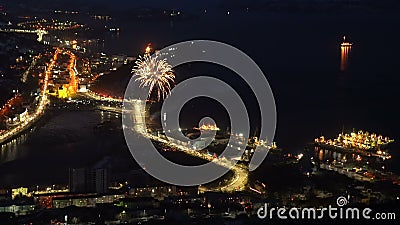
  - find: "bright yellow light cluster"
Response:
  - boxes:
[315,130,394,151]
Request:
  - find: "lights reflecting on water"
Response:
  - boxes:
[0,129,32,164]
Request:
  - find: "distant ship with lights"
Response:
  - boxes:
[315,130,394,160]
[340,35,353,71]
[341,35,353,47]
[194,123,220,131]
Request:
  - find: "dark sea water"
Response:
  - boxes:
[1,11,400,187]
[0,111,131,187]
[100,12,400,168]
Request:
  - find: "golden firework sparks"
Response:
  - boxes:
[132,54,175,101]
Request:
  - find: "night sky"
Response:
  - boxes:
[1,0,400,12]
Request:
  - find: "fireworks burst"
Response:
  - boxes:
[132,54,175,101]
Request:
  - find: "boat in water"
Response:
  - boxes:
[341,35,353,47]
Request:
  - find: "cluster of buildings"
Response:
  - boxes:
[0,97,27,129]
[0,164,258,224]
[0,188,35,216]
[43,48,81,99]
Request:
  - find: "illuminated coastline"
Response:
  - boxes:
[0,50,56,144]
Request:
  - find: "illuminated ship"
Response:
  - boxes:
[340,35,352,71]
[315,130,394,160]
[341,35,353,47]
[194,123,220,131]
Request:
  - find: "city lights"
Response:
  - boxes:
[0,2,398,224]
[0,49,54,144]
